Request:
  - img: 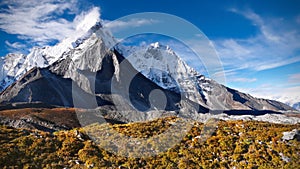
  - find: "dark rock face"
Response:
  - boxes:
[111,49,184,112]
[225,87,293,111]
[0,67,113,108]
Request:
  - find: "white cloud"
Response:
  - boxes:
[288,73,300,84]
[4,40,27,53]
[229,8,281,42]
[254,56,300,71]
[217,39,251,60]
[232,81,300,107]
[214,9,300,72]
[5,40,26,49]
[0,0,100,52]
[104,18,159,31]
[74,7,100,33]
[230,77,257,83]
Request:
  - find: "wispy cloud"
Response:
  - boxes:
[5,40,26,50]
[229,8,281,42]
[0,0,100,53]
[230,77,257,83]
[288,73,300,84]
[254,56,300,71]
[104,18,159,32]
[211,9,300,101]
[214,9,300,72]
[235,84,300,105]
[4,40,27,53]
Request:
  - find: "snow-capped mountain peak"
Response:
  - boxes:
[150,42,160,48]
[0,21,115,92]
[0,53,26,91]
[149,42,175,55]
[118,42,209,107]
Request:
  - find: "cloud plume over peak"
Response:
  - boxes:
[0,0,100,53]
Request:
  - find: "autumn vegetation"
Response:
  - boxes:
[0,116,299,168]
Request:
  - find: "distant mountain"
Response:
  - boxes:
[0,21,297,124]
[0,53,26,91]
[270,96,300,111]
[292,102,300,110]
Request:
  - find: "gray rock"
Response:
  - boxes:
[282,129,300,141]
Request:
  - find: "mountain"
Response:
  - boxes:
[0,22,187,115]
[116,42,294,112]
[0,22,111,92]
[292,102,300,110]
[0,21,297,125]
[0,53,26,91]
[268,96,300,111]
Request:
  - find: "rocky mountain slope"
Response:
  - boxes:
[117,42,294,112]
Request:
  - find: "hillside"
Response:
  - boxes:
[1,116,299,168]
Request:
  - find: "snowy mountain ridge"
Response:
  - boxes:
[115,42,294,111]
[0,53,26,91]
[0,22,115,91]
[117,42,210,108]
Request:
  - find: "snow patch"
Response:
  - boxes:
[282,129,300,141]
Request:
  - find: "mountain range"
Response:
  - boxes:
[0,21,299,127]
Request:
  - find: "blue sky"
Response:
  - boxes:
[0,0,300,103]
